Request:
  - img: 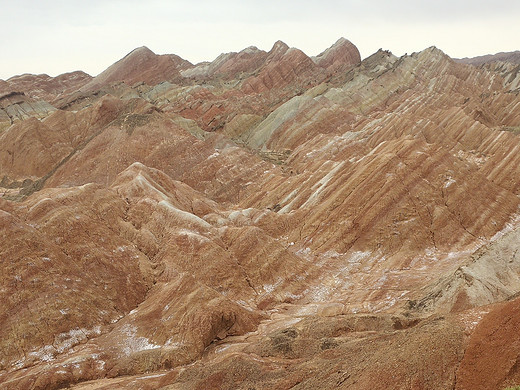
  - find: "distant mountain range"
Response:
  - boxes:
[457,50,520,66]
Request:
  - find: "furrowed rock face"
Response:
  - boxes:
[0,92,56,132]
[181,46,269,79]
[2,39,520,389]
[81,46,191,92]
[0,71,92,101]
[312,37,362,72]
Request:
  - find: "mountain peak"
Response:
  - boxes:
[240,46,261,54]
[82,46,183,90]
[131,46,154,54]
[122,46,156,60]
[312,37,361,70]
[270,40,290,54]
[272,40,289,50]
[413,46,451,63]
[266,40,290,62]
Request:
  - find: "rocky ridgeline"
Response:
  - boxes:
[1,40,520,389]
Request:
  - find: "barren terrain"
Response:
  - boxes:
[2,38,520,389]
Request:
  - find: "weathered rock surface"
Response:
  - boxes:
[312,37,361,72]
[456,297,520,390]
[82,47,191,92]
[0,92,56,132]
[0,71,92,101]
[1,39,520,389]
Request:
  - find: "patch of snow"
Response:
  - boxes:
[215,344,233,353]
[323,250,342,259]
[96,359,106,370]
[307,284,332,302]
[373,273,388,289]
[137,373,167,380]
[236,300,255,311]
[121,324,161,356]
[444,176,456,188]
[28,345,55,362]
[165,339,185,348]
[296,247,312,257]
[490,211,520,242]
[284,291,303,300]
[12,358,25,369]
[263,278,283,294]
[348,250,371,263]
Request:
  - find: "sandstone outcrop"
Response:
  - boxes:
[2,39,520,389]
[312,37,361,72]
[0,71,92,101]
[81,47,191,92]
[0,92,56,131]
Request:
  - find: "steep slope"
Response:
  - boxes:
[0,162,323,388]
[456,296,520,389]
[241,41,321,94]
[82,47,190,91]
[312,37,361,72]
[227,47,520,313]
[2,39,520,389]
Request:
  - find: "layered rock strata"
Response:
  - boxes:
[1,39,520,389]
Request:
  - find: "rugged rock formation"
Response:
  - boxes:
[181,46,269,79]
[1,38,520,389]
[0,92,56,131]
[312,37,361,72]
[0,71,92,101]
[81,47,191,92]
[456,51,520,93]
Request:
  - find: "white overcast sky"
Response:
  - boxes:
[1,0,519,79]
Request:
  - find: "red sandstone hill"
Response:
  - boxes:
[0,71,92,101]
[1,39,520,389]
[81,46,192,92]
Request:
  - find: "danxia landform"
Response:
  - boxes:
[2,39,520,389]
